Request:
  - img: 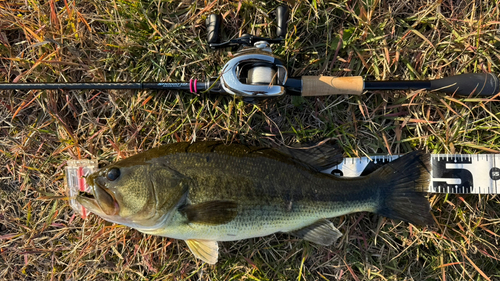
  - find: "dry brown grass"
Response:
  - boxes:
[1,0,500,280]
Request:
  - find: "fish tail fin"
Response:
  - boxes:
[372,151,434,225]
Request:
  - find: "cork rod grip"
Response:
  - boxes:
[301,76,364,96]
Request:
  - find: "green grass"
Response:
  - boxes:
[1,0,500,280]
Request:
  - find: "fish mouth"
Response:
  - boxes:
[78,190,96,200]
[76,177,119,216]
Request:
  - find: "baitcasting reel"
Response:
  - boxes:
[205,5,290,99]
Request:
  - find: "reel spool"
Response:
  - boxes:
[245,42,277,85]
[247,66,276,85]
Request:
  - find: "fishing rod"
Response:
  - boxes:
[1,6,499,101]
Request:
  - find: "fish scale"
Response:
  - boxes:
[164,156,326,239]
[77,141,433,264]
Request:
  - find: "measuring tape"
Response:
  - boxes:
[321,154,500,194]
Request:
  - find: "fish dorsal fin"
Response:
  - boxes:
[289,219,342,246]
[179,200,238,225]
[185,239,218,264]
[282,142,343,171]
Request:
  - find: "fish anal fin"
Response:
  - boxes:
[185,239,218,264]
[179,200,238,225]
[289,219,342,246]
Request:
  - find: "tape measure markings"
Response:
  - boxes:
[321,154,500,194]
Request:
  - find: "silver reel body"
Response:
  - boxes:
[219,42,288,97]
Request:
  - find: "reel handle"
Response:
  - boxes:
[206,6,287,49]
[276,5,288,39]
[206,14,222,45]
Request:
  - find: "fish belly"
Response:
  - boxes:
[144,199,374,241]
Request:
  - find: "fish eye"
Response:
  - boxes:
[106,168,121,181]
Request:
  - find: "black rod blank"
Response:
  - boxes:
[0,82,209,92]
[0,82,146,90]
[364,81,431,91]
[364,73,499,96]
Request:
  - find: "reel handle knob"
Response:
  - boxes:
[276,5,288,39]
[206,14,222,45]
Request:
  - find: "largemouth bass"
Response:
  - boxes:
[77,141,433,264]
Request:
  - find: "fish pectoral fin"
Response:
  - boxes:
[185,239,218,264]
[179,200,238,225]
[289,219,342,246]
